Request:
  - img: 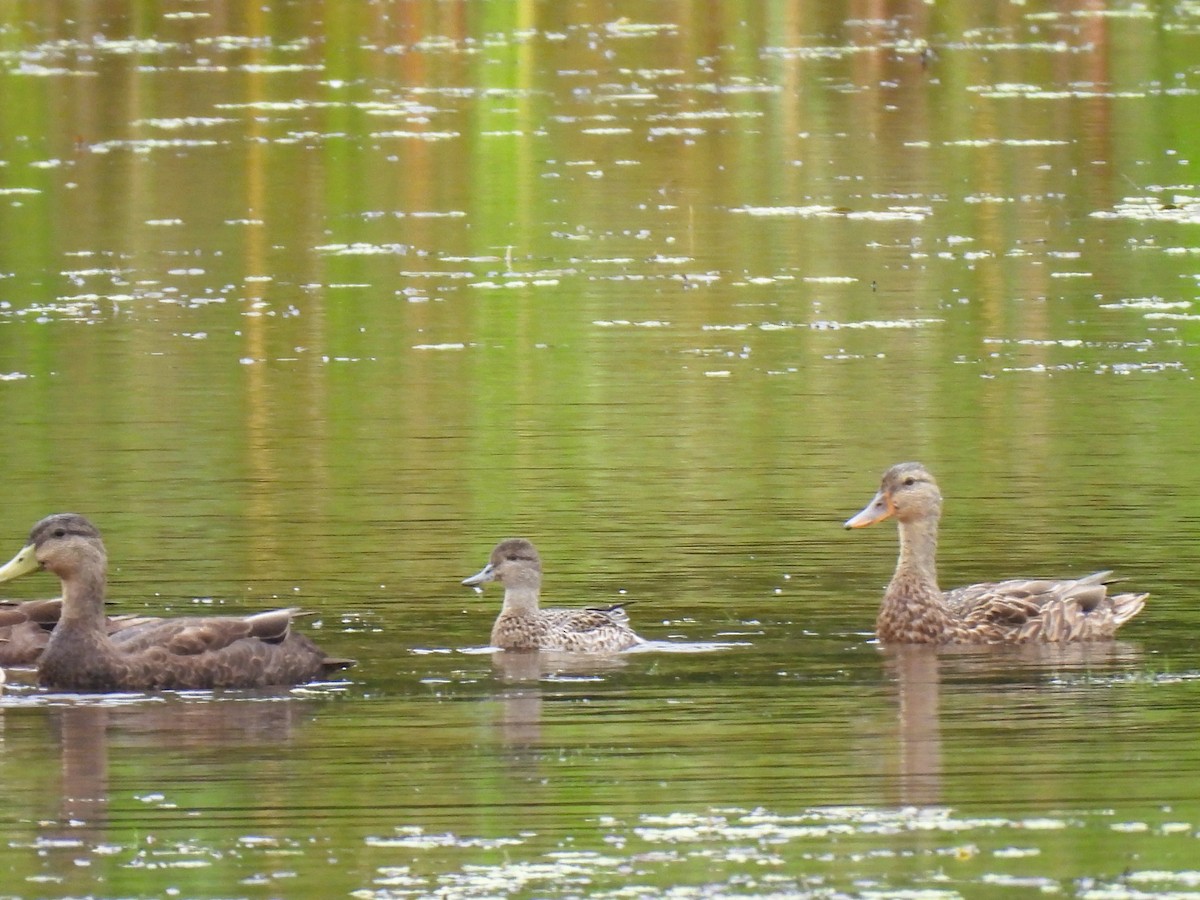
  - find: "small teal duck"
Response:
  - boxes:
[845,462,1147,644]
[0,513,353,691]
[462,538,644,652]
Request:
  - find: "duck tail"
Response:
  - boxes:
[1110,591,1148,628]
[320,656,356,674]
[585,602,634,613]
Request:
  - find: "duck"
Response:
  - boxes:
[845,462,1147,644]
[0,513,354,691]
[0,598,71,666]
[461,538,644,652]
[0,598,158,667]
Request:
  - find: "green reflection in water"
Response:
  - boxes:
[1,0,1200,897]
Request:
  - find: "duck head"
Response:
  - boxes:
[845,462,943,528]
[462,538,542,591]
[0,513,107,584]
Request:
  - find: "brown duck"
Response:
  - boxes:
[0,513,353,691]
[0,597,153,667]
[462,538,644,652]
[0,598,72,666]
[845,463,1147,643]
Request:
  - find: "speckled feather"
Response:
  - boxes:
[847,463,1147,644]
[0,514,352,691]
[491,603,637,652]
[464,538,644,653]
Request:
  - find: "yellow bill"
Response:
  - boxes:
[0,544,40,583]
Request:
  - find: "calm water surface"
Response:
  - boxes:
[2,1,1200,897]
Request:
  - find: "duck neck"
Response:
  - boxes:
[40,562,122,689]
[878,516,953,642]
[896,517,940,592]
[56,561,111,633]
[500,585,541,617]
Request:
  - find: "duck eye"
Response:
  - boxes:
[53,528,66,538]
[903,477,915,486]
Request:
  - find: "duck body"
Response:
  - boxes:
[846,463,1146,644]
[462,538,644,653]
[39,607,340,691]
[0,514,352,691]
[490,603,638,653]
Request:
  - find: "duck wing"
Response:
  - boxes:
[539,605,643,651]
[582,602,634,627]
[99,609,353,689]
[110,608,295,655]
[945,571,1147,642]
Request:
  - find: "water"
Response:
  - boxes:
[2,0,1200,896]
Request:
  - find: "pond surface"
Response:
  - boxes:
[2,0,1200,897]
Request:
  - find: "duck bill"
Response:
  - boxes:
[461,563,496,587]
[0,543,40,583]
[844,490,894,529]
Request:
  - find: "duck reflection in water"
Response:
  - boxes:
[30,697,314,886]
[488,649,631,751]
[884,645,943,807]
[882,641,1143,807]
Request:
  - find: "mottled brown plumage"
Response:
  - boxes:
[0,514,353,691]
[845,463,1147,644]
[461,538,644,652]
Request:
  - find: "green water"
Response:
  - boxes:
[2,1,1200,897]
